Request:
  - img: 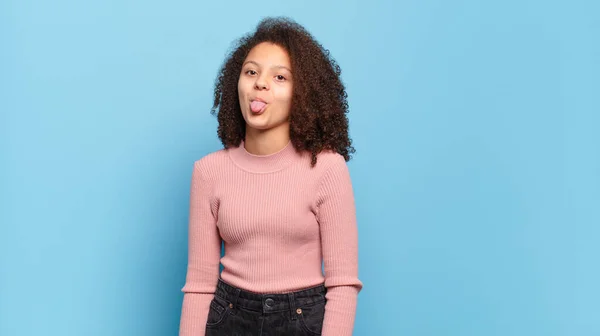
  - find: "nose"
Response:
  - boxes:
[254,74,269,90]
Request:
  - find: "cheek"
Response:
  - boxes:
[238,77,252,98]
[275,87,293,106]
[237,80,244,97]
[274,88,293,119]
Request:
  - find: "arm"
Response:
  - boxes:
[179,160,221,336]
[316,155,363,336]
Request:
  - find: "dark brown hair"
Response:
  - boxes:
[211,16,355,167]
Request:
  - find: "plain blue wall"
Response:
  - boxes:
[1,0,598,335]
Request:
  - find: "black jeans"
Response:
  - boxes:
[205,278,327,336]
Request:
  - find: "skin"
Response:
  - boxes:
[237,42,294,155]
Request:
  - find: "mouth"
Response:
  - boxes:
[250,99,268,114]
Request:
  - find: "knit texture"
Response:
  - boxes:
[179,140,363,336]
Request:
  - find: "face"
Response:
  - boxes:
[238,42,293,134]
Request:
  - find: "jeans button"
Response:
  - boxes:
[265,298,274,307]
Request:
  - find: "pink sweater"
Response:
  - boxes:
[179,140,363,336]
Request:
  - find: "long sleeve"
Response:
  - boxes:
[179,160,221,336]
[316,155,363,336]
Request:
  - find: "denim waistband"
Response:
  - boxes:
[214,278,327,314]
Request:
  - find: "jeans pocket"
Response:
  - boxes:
[206,295,231,328]
[297,300,325,335]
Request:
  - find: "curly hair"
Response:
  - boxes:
[210,16,355,167]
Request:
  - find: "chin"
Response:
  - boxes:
[247,122,272,131]
[243,112,268,128]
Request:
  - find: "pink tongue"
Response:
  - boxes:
[251,101,266,112]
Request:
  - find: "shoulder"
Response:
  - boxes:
[315,149,348,172]
[313,150,354,201]
[311,150,351,185]
[192,147,230,179]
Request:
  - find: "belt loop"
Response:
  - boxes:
[233,288,241,308]
[288,292,297,320]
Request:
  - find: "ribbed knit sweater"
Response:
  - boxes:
[179,140,363,336]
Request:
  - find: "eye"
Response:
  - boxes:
[275,75,286,81]
[246,70,257,76]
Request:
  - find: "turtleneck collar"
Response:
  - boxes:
[227,140,300,173]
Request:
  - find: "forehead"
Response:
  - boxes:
[244,42,291,67]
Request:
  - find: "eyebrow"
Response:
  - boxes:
[243,60,292,73]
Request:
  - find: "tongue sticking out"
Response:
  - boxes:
[250,101,267,113]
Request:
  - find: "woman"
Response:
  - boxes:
[179,17,362,336]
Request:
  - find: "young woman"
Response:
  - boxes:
[179,17,362,336]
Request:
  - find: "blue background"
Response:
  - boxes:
[1,0,598,335]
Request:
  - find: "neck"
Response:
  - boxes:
[244,125,290,155]
[228,132,299,174]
